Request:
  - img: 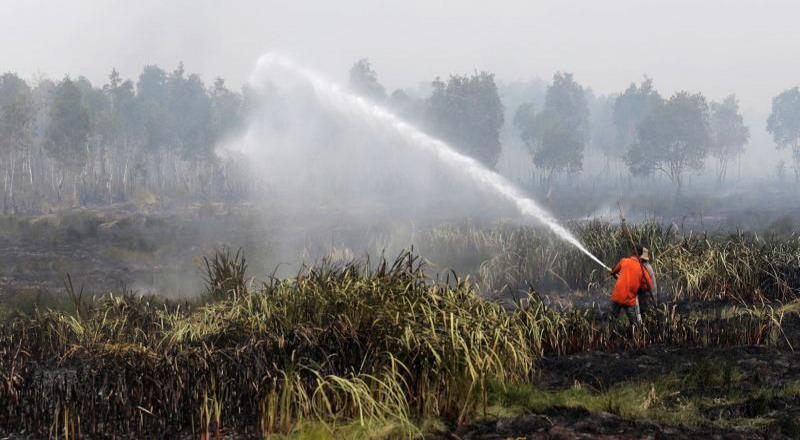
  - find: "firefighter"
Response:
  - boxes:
[638,248,657,314]
[609,245,652,325]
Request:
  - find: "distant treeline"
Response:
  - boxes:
[0,64,248,214]
[1,59,799,213]
[337,60,797,193]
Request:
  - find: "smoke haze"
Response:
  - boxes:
[3,0,797,173]
[2,0,800,285]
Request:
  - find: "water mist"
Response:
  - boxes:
[229,53,611,272]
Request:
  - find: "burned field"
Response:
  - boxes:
[0,214,799,439]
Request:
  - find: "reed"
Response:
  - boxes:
[420,221,800,302]
[0,248,788,438]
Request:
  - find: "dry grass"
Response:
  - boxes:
[419,221,800,302]
[0,247,789,438]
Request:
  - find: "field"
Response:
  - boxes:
[0,208,799,439]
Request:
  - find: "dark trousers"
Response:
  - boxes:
[611,302,641,324]
[637,291,654,314]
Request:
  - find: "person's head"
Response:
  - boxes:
[633,244,650,261]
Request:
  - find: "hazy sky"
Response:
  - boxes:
[2,1,798,125]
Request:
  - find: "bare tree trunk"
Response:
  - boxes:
[99,143,108,203]
[55,168,64,204]
[122,144,129,196]
[675,174,683,197]
[72,171,79,206]
[793,142,800,182]
[2,160,8,214]
[717,158,728,183]
[27,148,33,185]
[9,153,16,213]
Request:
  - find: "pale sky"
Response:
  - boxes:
[2,0,797,124]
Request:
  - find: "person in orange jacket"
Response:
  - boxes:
[609,245,652,325]
[638,249,657,313]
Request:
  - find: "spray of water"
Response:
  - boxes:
[247,53,612,272]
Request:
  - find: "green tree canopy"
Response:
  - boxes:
[529,111,583,176]
[626,91,710,191]
[427,72,505,168]
[0,73,30,106]
[514,72,589,186]
[210,77,243,142]
[709,95,749,182]
[543,72,589,142]
[136,65,171,155]
[0,73,34,211]
[167,65,213,161]
[0,73,33,153]
[613,78,661,158]
[588,93,617,159]
[0,64,253,210]
[45,77,91,173]
[767,87,800,178]
[75,76,109,119]
[348,58,386,102]
[101,68,140,149]
[512,102,536,138]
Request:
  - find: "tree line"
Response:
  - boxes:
[353,58,800,195]
[0,64,247,214]
[1,60,799,214]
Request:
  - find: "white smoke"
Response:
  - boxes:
[218,53,609,272]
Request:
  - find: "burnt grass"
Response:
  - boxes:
[428,326,800,440]
[2,208,800,439]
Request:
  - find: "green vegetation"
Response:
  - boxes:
[514,72,589,191]
[767,86,800,179]
[0,249,789,438]
[488,372,800,431]
[420,221,800,302]
[626,92,711,192]
[0,210,104,243]
[427,71,505,168]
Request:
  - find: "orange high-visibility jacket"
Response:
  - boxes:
[611,256,652,306]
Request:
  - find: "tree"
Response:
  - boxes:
[426,72,505,168]
[210,78,242,140]
[767,87,800,179]
[75,76,109,119]
[709,95,749,182]
[542,73,589,141]
[102,69,142,198]
[512,102,536,137]
[626,91,710,192]
[613,78,661,158]
[588,93,617,160]
[45,77,91,202]
[167,66,213,162]
[514,72,589,190]
[0,63,254,211]
[136,64,171,156]
[74,76,113,202]
[0,73,30,104]
[528,111,583,183]
[0,73,34,212]
[136,64,174,190]
[348,58,386,102]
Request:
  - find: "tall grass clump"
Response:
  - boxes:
[419,221,800,302]
[0,250,788,438]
